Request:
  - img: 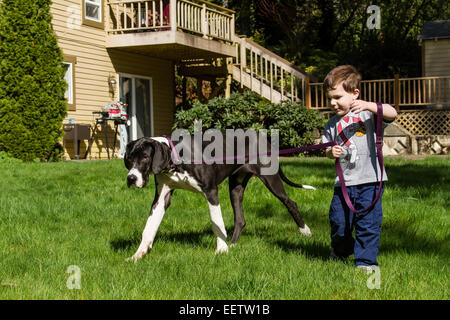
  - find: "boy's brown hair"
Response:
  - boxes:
[323,65,361,93]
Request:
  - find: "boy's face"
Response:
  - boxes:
[326,82,359,116]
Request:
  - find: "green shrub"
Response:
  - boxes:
[0,0,67,161]
[0,151,23,164]
[173,91,325,151]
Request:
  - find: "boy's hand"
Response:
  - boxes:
[326,145,344,159]
[350,100,373,114]
[351,100,398,121]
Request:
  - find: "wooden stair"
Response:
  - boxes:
[178,36,310,104]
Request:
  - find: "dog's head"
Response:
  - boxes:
[124,137,171,188]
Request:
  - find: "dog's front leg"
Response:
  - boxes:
[204,189,228,254]
[127,184,172,262]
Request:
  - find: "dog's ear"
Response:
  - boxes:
[124,139,138,169]
[151,142,171,174]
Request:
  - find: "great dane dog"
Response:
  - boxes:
[124,133,314,262]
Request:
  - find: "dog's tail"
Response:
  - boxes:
[279,166,316,190]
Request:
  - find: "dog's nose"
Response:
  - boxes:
[127,174,137,187]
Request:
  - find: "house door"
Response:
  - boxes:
[119,74,153,143]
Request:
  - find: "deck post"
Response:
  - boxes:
[225,73,232,98]
[239,38,245,88]
[170,0,177,34]
[201,3,208,38]
[230,13,235,42]
[305,76,311,108]
[394,74,400,111]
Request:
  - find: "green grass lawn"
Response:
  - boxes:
[0,156,448,300]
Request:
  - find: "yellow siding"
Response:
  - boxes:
[51,0,174,160]
[423,39,450,77]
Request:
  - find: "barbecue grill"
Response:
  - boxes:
[85,101,128,159]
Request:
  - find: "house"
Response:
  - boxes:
[52,0,307,160]
[52,0,235,159]
[418,20,450,77]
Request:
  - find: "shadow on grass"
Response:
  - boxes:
[111,219,447,260]
[110,186,450,261]
[251,205,449,260]
[281,159,450,193]
[110,236,140,252]
[386,163,450,190]
[110,229,213,252]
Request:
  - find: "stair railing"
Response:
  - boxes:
[233,36,308,104]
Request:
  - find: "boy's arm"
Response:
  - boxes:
[350,100,398,122]
[322,124,344,159]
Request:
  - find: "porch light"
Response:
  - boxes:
[108,75,117,94]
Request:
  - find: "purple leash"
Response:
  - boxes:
[163,103,384,214]
[335,102,385,214]
[162,134,337,166]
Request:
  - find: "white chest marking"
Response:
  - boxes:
[159,171,202,193]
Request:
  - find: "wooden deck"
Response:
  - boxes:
[306,75,450,110]
[306,75,450,138]
[107,0,234,41]
[106,0,236,60]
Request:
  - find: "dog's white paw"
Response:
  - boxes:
[299,224,312,237]
[215,247,229,254]
[125,249,148,262]
[215,239,229,254]
[125,256,138,263]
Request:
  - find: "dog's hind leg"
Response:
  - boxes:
[127,183,173,262]
[229,173,252,244]
[204,188,228,254]
[258,174,312,237]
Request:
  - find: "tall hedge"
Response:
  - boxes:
[0,0,67,161]
[174,91,325,151]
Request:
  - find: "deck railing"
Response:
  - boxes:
[306,75,450,110]
[106,0,234,42]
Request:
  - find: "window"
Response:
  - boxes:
[82,0,104,29]
[85,0,101,22]
[64,56,77,111]
[64,63,73,104]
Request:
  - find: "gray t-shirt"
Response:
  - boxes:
[322,110,389,187]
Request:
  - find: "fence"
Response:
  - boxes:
[395,110,450,136]
[307,75,450,110]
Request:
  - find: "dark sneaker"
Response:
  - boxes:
[329,251,344,261]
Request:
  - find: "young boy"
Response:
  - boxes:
[321,65,397,272]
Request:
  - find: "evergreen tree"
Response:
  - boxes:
[0,0,67,161]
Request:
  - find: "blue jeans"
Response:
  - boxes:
[329,182,384,266]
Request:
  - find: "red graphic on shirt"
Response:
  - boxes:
[337,116,364,146]
[338,122,351,146]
